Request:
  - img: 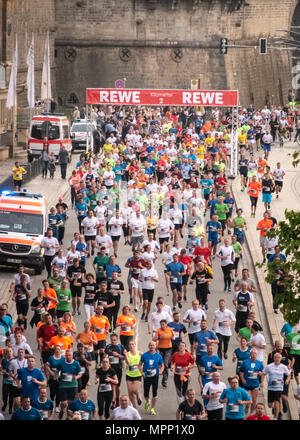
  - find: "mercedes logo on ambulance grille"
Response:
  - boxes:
[13,245,19,251]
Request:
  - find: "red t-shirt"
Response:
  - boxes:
[179,255,193,274]
[37,324,56,351]
[171,352,194,375]
[193,246,211,265]
[129,258,146,279]
[246,414,271,420]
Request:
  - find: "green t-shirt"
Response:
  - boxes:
[232,242,242,258]
[286,332,300,355]
[47,275,64,292]
[215,202,228,220]
[238,327,251,342]
[234,216,246,229]
[93,255,109,278]
[110,188,120,204]
[88,194,97,211]
[56,288,72,311]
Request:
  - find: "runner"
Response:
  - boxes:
[202,372,226,420]
[272,162,285,199]
[124,340,143,408]
[175,388,206,420]
[95,356,118,420]
[89,306,110,367]
[219,375,252,420]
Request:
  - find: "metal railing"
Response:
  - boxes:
[0,156,42,191]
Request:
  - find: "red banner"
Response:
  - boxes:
[86,88,238,107]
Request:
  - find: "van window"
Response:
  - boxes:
[0,211,43,235]
[31,121,60,140]
[63,125,69,139]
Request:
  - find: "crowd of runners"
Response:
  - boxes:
[0,102,300,421]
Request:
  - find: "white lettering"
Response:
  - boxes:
[100,91,109,102]
[182,92,192,104]
[110,91,118,102]
[193,92,200,104]
[118,91,132,103]
[132,91,140,103]
[215,92,223,105]
[200,92,215,104]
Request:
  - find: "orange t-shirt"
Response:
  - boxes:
[257,159,267,175]
[256,219,273,236]
[155,327,174,349]
[48,335,72,354]
[248,181,262,198]
[89,315,110,341]
[43,289,57,309]
[76,331,98,352]
[60,321,76,343]
[116,314,136,336]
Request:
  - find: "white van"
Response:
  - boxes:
[0,191,46,274]
[27,113,72,162]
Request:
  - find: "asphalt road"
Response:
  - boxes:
[0,182,274,420]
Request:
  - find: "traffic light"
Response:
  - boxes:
[259,38,267,54]
[220,38,228,55]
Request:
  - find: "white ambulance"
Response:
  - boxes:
[27,113,72,162]
[0,191,46,274]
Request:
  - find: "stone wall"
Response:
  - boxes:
[2,0,300,110]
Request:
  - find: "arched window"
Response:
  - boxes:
[66,93,79,106]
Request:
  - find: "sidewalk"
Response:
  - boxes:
[231,140,300,420]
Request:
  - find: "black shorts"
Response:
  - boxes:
[11,386,21,399]
[244,385,259,391]
[59,386,78,402]
[16,301,29,316]
[182,274,189,286]
[239,169,248,177]
[292,353,300,376]
[275,181,283,188]
[234,257,240,270]
[13,179,22,188]
[126,375,142,382]
[226,211,232,219]
[250,196,258,207]
[71,287,82,298]
[41,350,51,364]
[142,289,154,303]
[84,235,96,242]
[143,375,159,398]
[220,219,226,230]
[111,235,120,242]
[159,237,169,244]
[174,224,182,230]
[188,333,196,346]
[268,390,282,403]
[94,340,106,350]
[203,193,210,201]
[56,309,69,319]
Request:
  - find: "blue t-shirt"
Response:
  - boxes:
[206,220,222,237]
[140,351,163,377]
[201,179,213,194]
[57,359,82,388]
[166,262,185,284]
[76,242,88,263]
[11,406,41,420]
[240,358,264,388]
[268,253,287,263]
[48,213,61,231]
[167,322,187,348]
[207,199,218,216]
[234,347,251,373]
[194,330,218,356]
[200,354,223,386]
[104,264,121,280]
[180,164,192,179]
[17,367,45,400]
[47,355,65,374]
[113,166,123,181]
[32,398,54,420]
[220,387,251,419]
[69,399,96,420]
[0,314,13,334]
[224,197,235,215]
[280,322,293,336]
[76,202,88,217]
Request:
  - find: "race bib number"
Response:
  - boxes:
[229,404,239,413]
[99,383,112,392]
[146,368,156,377]
[62,373,73,382]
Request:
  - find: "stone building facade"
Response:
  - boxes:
[0,0,300,112]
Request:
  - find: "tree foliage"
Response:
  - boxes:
[263,209,300,326]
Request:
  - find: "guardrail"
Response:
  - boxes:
[0,156,42,191]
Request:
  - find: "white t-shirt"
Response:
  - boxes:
[40,237,59,256]
[81,216,98,236]
[51,256,67,277]
[150,311,172,332]
[273,168,285,182]
[265,236,278,255]
[202,381,226,411]
[9,358,28,387]
[12,273,31,286]
[250,333,266,361]
[130,217,146,237]
[140,268,158,290]
[162,251,173,266]
[169,208,183,225]
[11,342,33,358]
[141,251,156,264]
[183,308,207,334]
[216,245,235,266]
[120,207,132,223]
[108,217,124,236]
[141,240,159,253]
[96,234,113,253]
[112,405,141,420]
[66,250,81,266]
[152,304,173,320]
[103,171,115,186]
[94,205,107,220]
[157,218,174,238]
[213,308,236,336]
[171,246,182,257]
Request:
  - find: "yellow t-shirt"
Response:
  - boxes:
[103,143,112,153]
[12,166,25,180]
[195,145,206,159]
[238,134,247,145]
[205,137,215,146]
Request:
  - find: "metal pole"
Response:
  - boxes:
[12,104,17,158]
[86,103,92,153]
[230,106,238,178]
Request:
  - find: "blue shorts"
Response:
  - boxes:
[263,144,271,151]
[170,282,182,292]
[262,193,272,203]
[208,234,219,245]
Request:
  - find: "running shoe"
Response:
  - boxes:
[141,313,145,320]
[151,408,156,415]
[144,402,150,412]
[178,302,182,309]
[145,316,148,322]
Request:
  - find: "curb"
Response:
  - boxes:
[231,176,299,420]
